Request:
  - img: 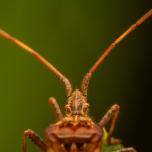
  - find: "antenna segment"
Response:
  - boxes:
[81,9,152,96]
[0,29,73,97]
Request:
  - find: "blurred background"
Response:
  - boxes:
[0,0,151,152]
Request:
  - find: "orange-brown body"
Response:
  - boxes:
[45,90,103,152]
[45,117,103,152]
[1,9,151,152]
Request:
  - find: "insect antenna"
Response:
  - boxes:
[81,9,152,97]
[0,28,73,97]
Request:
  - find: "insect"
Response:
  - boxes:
[0,9,152,152]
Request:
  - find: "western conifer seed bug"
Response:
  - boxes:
[0,9,152,152]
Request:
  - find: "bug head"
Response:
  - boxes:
[65,89,90,116]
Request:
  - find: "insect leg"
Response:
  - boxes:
[22,129,46,152]
[98,104,121,144]
[107,104,120,144]
[113,147,137,152]
[48,97,63,120]
[85,135,102,152]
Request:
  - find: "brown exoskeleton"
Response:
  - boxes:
[0,9,152,152]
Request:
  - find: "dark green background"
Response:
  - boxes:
[0,1,151,152]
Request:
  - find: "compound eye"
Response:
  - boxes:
[65,104,71,113]
[83,103,89,112]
